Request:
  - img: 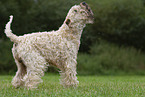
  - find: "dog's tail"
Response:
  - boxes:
[4,15,18,43]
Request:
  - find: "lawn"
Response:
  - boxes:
[0,74,145,97]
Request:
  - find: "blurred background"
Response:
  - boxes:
[0,0,145,75]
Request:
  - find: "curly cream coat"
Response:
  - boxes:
[4,2,94,89]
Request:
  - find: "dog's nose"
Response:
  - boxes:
[82,2,86,5]
[80,2,87,7]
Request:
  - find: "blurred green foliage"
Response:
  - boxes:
[0,39,15,74]
[85,0,145,51]
[0,0,145,74]
[78,40,145,75]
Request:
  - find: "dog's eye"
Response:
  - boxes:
[80,11,86,15]
[74,10,77,13]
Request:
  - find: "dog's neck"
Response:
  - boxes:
[57,21,86,50]
[58,21,86,40]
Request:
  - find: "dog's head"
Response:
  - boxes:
[80,2,94,24]
[65,2,94,26]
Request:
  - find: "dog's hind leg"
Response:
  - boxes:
[11,45,27,88]
[21,51,48,89]
[11,59,26,88]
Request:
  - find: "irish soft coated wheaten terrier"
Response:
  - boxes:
[4,2,94,89]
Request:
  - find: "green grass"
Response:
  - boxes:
[0,74,145,97]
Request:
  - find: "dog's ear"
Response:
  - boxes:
[65,19,71,27]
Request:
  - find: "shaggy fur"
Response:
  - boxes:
[4,2,94,89]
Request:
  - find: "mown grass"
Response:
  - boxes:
[0,74,145,97]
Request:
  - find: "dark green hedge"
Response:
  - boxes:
[84,0,145,51]
[78,40,145,75]
[0,39,15,74]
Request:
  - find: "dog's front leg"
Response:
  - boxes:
[60,59,79,88]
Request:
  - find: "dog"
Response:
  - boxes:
[4,2,94,89]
